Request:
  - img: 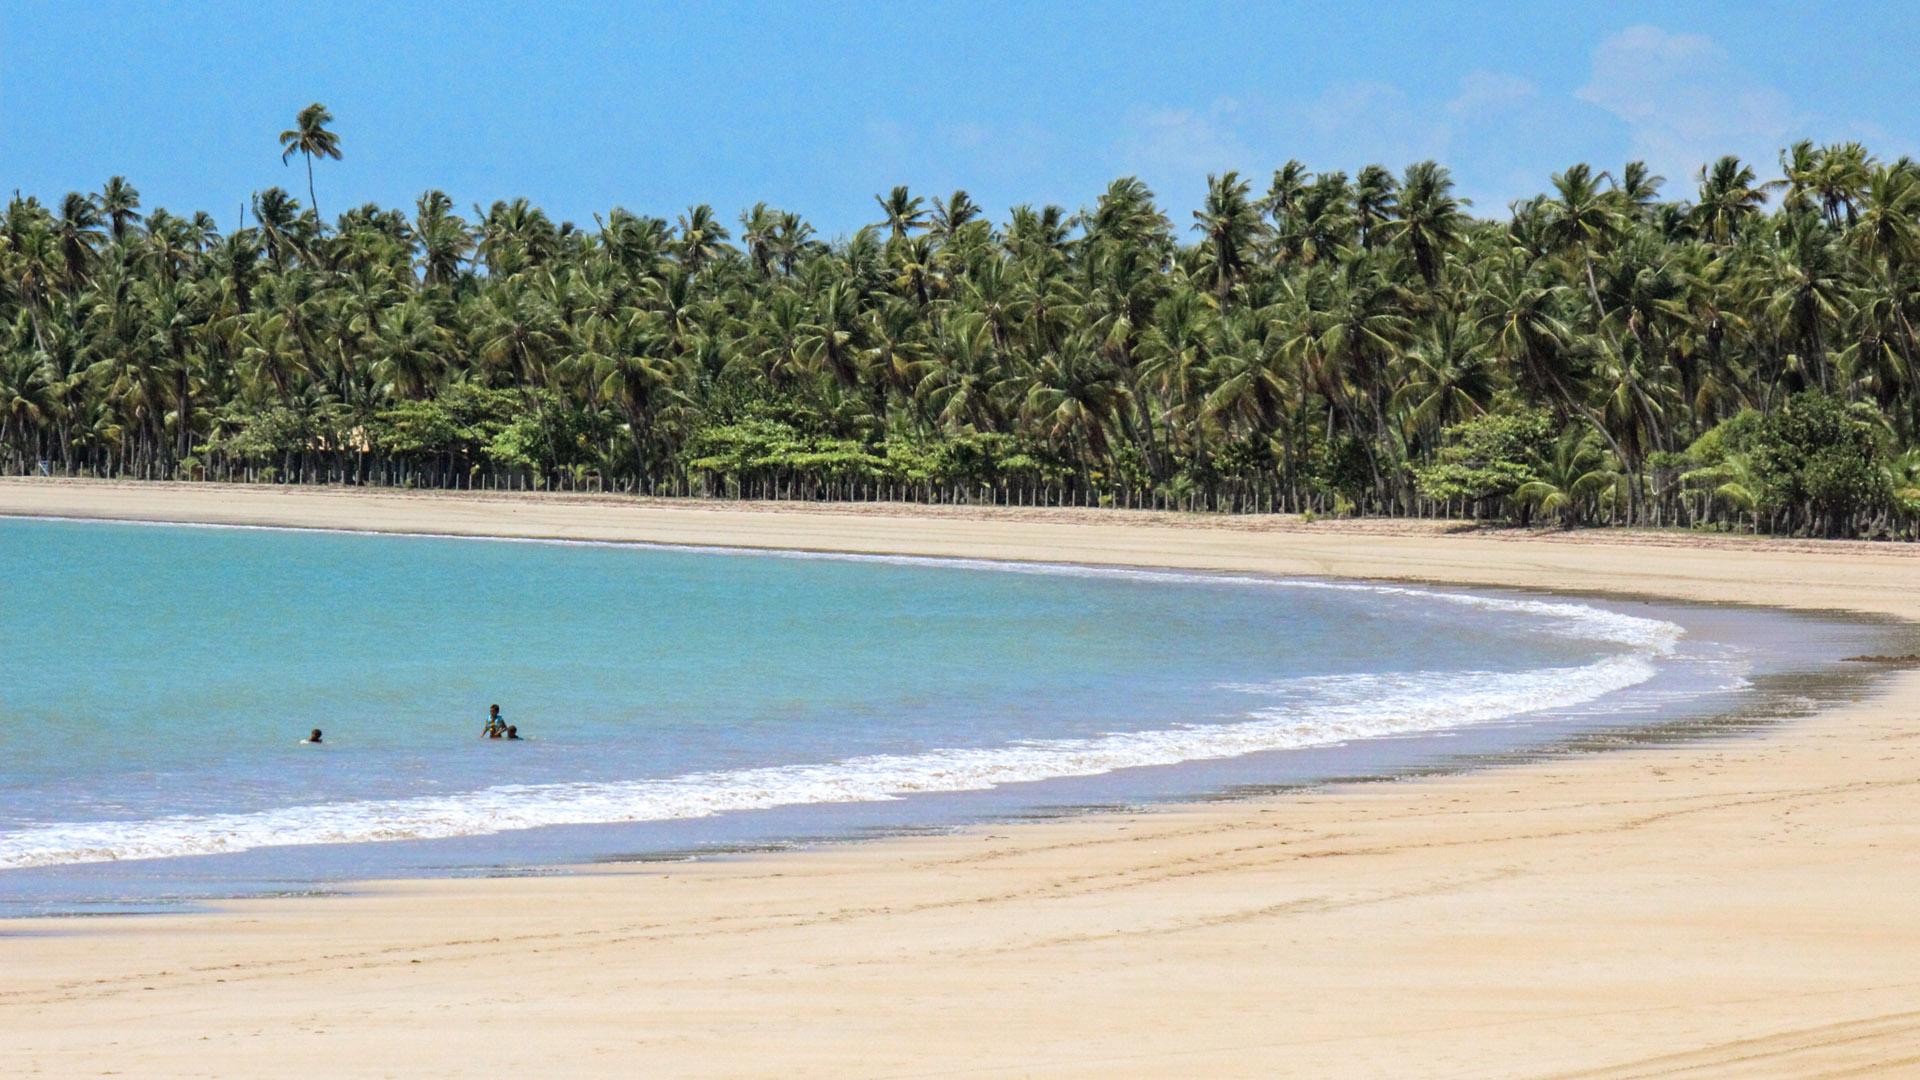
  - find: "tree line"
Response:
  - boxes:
[6,121,1920,536]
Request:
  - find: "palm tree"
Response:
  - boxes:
[251,187,303,269]
[1201,310,1292,438]
[931,190,981,241]
[874,186,928,240]
[1352,164,1399,248]
[279,103,343,220]
[673,205,731,274]
[1192,172,1263,301]
[889,235,942,306]
[99,177,143,243]
[7,138,1920,536]
[918,312,1003,434]
[739,203,780,279]
[1022,334,1123,463]
[1692,156,1767,245]
[370,299,451,399]
[1383,161,1466,288]
[1516,425,1618,525]
[54,192,105,290]
[1264,161,1311,233]
[1544,163,1621,319]
[1390,312,1500,443]
[1278,171,1354,266]
[1811,142,1873,229]
[1616,162,1664,219]
[588,309,688,473]
[1082,177,1172,258]
[0,349,54,470]
[799,282,866,389]
[411,191,472,288]
[772,212,816,276]
[1765,211,1850,392]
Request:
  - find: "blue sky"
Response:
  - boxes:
[4,1,1915,237]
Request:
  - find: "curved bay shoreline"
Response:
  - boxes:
[6,478,1920,1079]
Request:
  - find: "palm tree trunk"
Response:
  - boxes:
[175,366,191,465]
[624,402,649,481]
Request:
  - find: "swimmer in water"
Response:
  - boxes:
[505,725,521,741]
[483,704,506,739]
[303,728,323,744]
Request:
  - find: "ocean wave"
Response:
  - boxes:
[0,653,1658,870]
[4,518,1688,870]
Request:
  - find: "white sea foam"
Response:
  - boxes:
[0,654,1662,870]
[2,517,1689,870]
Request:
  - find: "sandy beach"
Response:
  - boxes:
[6,478,1920,1079]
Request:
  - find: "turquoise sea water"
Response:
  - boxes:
[0,517,1884,913]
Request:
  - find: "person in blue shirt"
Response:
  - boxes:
[483,704,506,738]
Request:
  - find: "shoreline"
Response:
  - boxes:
[7,478,1920,1077]
[8,477,1920,612]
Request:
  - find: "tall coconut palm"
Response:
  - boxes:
[739,203,780,279]
[588,309,688,474]
[1811,141,1873,228]
[930,190,980,241]
[1021,333,1123,463]
[874,186,928,240]
[54,192,104,291]
[1616,162,1664,219]
[1692,156,1767,245]
[673,205,731,274]
[1352,164,1399,248]
[98,177,143,243]
[411,191,472,288]
[1390,311,1500,443]
[772,212,817,276]
[1544,163,1622,323]
[1383,161,1467,288]
[7,138,1920,536]
[1264,161,1311,233]
[799,282,866,389]
[1191,172,1263,301]
[278,103,343,220]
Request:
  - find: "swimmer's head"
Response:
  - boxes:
[309,728,322,742]
[506,726,517,737]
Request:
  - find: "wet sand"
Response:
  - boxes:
[5,479,1920,1078]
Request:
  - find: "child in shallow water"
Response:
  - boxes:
[505,726,520,741]
[302,729,322,744]
[483,704,506,739]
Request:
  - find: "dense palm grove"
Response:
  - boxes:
[6,136,1920,536]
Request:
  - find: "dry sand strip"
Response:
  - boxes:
[5,477,1920,614]
[5,478,1920,1079]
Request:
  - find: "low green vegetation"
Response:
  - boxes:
[4,108,1919,536]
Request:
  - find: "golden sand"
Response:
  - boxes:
[5,479,1920,1079]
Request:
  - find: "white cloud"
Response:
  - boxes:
[1116,100,1251,178]
[1575,25,1800,186]
[1103,26,1817,219]
[1446,70,1537,122]
[1294,81,1412,139]
[1111,72,1573,214]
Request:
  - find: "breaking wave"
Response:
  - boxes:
[0,541,1683,870]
